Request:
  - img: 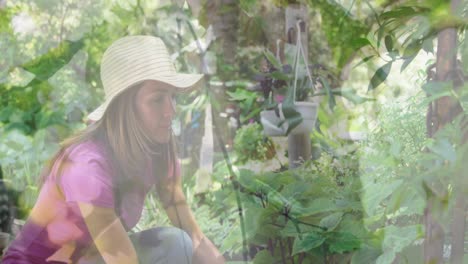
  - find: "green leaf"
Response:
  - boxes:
[377,26,385,48]
[292,232,326,255]
[256,205,285,238]
[368,62,392,91]
[420,81,453,105]
[320,212,343,231]
[252,250,275,264]
[458,85,468,113]
[219,225,243,254]
[428,138,456,162]
[226,89,256,101]
[281,220,316,238]
[351,37,372,50]
[402,39,422,58]
[337,214,369,239]
[270,71,290,81]
[384,35,394,52]
[263,49,281,69]
[400,55,416,72]
[351,246,381,264]
[376,252,397,264]
[462,30,468,74]
[422,38,434,54]
[281,102,303,135]
[328,232,361,254]
[311,89,374,105]
[336,89,375,104]
[362,180,403,216]
[353,55,375,69]
[294,198,338,217]
[377,225,424,264]
[422,81,452,96]
[280,182,309,201]
[318,76,335,111]
[379,6,421,20]
[244,207,263,241]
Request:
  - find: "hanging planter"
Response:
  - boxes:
[260,21,318,137]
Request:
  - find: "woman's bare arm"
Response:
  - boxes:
[158,175,225,263]
[78,203,138,264]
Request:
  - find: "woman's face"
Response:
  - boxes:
[135,80,176,144]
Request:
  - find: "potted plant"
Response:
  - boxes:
[257,43,318,136]
[254,22,373,137]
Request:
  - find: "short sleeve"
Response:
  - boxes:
[58,150,115,208]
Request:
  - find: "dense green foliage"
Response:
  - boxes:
[233,123,276,164]
[0,0,467,263]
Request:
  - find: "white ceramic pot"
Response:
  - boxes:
[260,102,318,136]
[260,109,286,136]
[289,102,318,135]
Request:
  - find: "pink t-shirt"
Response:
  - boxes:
[2,140,177,263]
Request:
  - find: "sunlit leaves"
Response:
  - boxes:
[309,0,369,68]
[22,40,84,81]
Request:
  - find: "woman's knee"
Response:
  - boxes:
[158,227,193,254]
[131,227,193,263]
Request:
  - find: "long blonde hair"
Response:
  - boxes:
[40,82,176,208]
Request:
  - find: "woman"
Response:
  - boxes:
[2,35,225,264]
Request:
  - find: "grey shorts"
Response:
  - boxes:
[77,226,193,264]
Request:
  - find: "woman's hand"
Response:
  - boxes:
[192,235,226,264]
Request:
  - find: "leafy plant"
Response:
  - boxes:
[0,127,61,218]
[203,147,369,263]
[233,123,276,164]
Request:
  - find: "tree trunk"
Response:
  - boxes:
[424,0,465,263]
[204,0,240,151]
[206,0,239,65]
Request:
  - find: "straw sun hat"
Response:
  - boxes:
[87,35,204,121]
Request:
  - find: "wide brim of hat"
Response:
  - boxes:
[87,73,204,121]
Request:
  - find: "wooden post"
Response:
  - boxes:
[285,4,311,168]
